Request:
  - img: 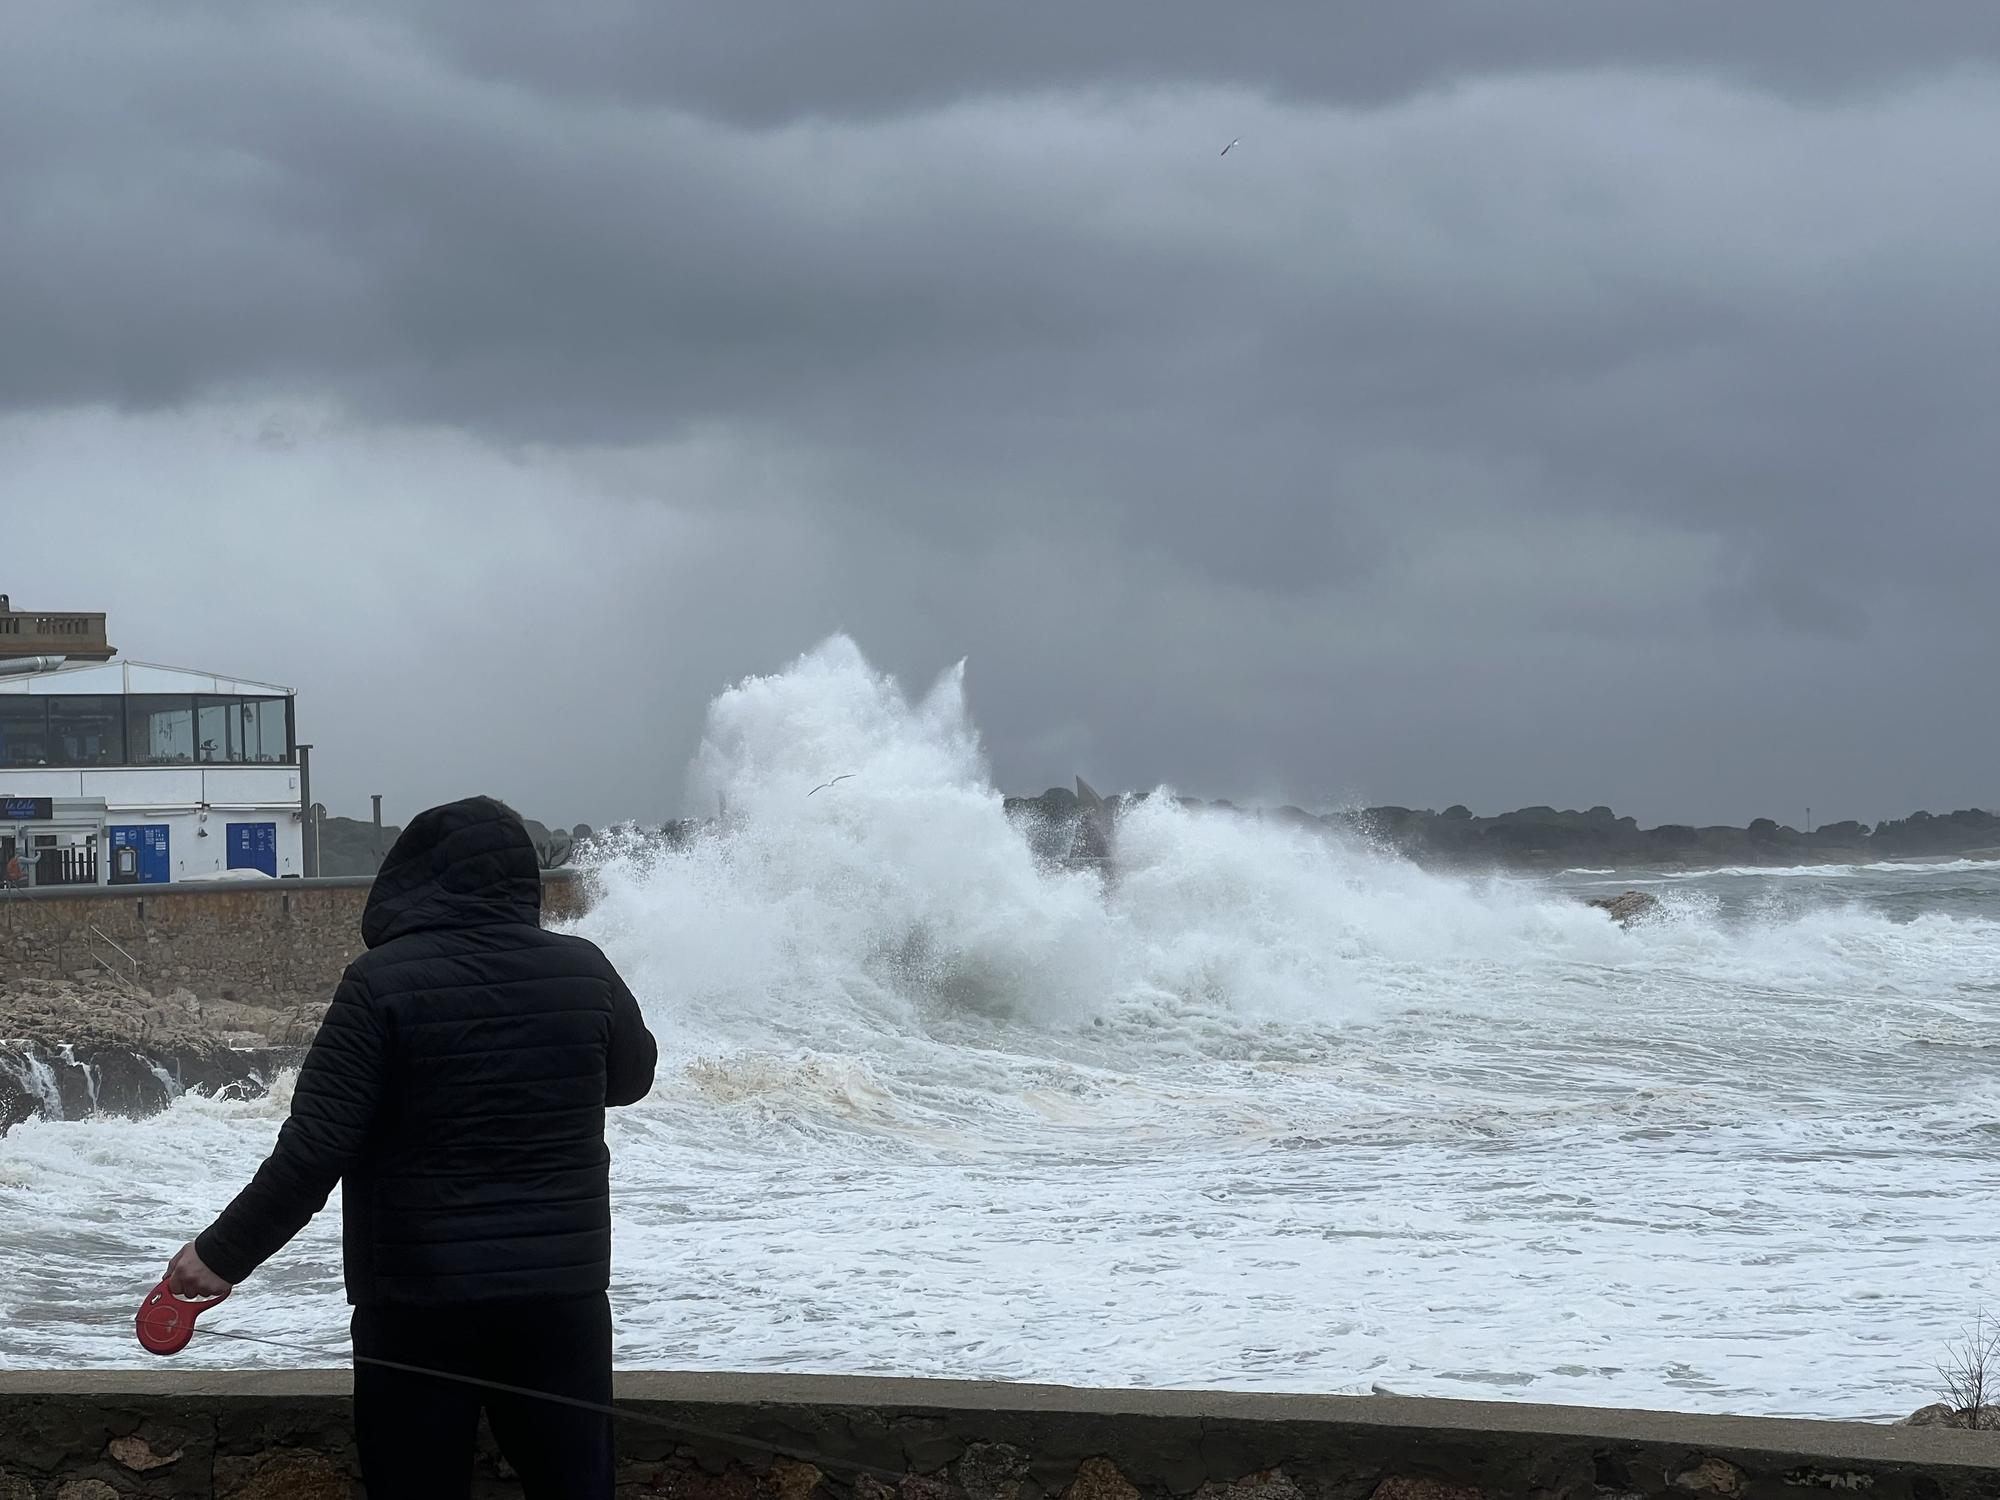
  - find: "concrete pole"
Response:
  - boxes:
[371,794,384,866]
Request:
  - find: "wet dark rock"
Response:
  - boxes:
[1586,891,1662,927]
[0,1038,294,1130]
[0,1071,31,1133]
[0,978,304,1131]
[1004,782,1115,871]
[1899,1403,2000,1429]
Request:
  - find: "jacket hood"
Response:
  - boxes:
[361,796,542,948]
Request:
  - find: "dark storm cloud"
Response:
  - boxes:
[4,3,1998,823]
[375,0,2000,123]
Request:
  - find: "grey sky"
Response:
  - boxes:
[5,3,1998,829]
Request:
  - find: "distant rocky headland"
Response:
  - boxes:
[314,793,1999,879]
[313,812,590,877]
[1001,784,2000,873]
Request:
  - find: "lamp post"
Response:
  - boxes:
[298,743,316,877]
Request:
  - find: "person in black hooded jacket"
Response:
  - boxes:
[164,796,658,1499]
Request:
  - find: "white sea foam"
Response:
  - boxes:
[1576,857,1997,885]
[2,635,1996,1421]
[56,1044,99,1114]
[1,1046,66,1121]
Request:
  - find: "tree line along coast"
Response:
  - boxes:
[308,799,2000,878]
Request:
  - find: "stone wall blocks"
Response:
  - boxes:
[107,1433,182,1472]
[211,1448,350,1500]
[896,1421,965,1476]
[1371,1479,1487,1500]
[1196,1471,1307,1500]
[762,1458,826,1500]
[1061,1458,1142,1500]
[661,1470,759,1500]
[1674,1461,1746,1497]
[958,1443,1031,1500]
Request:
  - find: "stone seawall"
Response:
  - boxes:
[0,873,587,999]
[2,1372,1996,1500]
[1,874,588,1132]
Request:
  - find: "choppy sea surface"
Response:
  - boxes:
[3,638,1996,1420]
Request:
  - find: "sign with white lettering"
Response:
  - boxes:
[227,822,279,876]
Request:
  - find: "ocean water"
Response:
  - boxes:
[2,636,1996,1421]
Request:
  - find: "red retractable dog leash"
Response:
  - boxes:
[135,1279,230,1356]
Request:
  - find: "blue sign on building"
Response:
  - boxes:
[109,825,172,884]
[226,822,279,877]
[1,797,53,822]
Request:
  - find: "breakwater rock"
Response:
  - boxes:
[1587,890,1662,926]
[0,978,310,1132]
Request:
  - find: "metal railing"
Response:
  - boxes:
[35,845,100,887]
[86,923,144,990]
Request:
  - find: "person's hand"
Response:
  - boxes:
[166,1242,231,1299]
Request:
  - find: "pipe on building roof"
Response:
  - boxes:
[0,655,67,678]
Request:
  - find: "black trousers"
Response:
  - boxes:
[351,1293,615,1500]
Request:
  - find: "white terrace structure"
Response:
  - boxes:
[1,600,303,886]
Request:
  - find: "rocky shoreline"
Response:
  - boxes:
[0,978,318,1133]
[1001,784,2000,874]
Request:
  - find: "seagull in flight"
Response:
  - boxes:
[807,774,855,797]
[1220,138,1240,156]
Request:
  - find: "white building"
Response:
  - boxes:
[1,604,305,886]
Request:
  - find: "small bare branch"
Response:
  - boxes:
[1936,1309,2000,1418]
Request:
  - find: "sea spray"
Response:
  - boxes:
[581,637,1118,1053]
[574,636,1637,1061]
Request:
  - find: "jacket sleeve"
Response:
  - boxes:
[604,968,658,1108]
[194,970,388,1284]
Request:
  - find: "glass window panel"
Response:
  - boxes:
[0,697,51,767]
[46,695,125,766]
[238,697,290,763]
[269,698,291,762]
[196,698,236,763]
[126,696,196,765]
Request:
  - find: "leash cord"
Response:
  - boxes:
[190,1326,909,1481]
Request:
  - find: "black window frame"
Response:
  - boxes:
[0,692,297,769]
[125,694,200,766]
[195,695,237,764]
[0,696,53,768]
[234,695,293,765]
[46,693,127,767]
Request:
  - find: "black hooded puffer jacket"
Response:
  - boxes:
[196,797,658,1305]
